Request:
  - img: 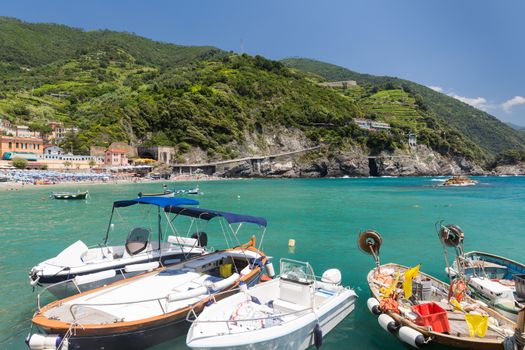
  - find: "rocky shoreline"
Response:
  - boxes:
[214,145,525,178]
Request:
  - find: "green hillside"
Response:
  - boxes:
[0,17,224,69]
[0,18,519,166]
[282,58,525,157]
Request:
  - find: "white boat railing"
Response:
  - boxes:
[185,304,312,325]
[36,267,129,311]
[47,276,244,322]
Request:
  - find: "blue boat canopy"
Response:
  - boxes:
[165,206,267,227]
[113,197,199,208]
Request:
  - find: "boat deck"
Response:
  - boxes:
[43,250,260,324]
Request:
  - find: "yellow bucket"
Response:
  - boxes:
[219,263,233,278]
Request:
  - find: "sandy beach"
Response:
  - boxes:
[0,173,230,191]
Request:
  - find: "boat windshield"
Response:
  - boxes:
[280,258,316,284]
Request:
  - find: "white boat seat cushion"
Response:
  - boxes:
[272,299,308,314]
[279,278,314,308]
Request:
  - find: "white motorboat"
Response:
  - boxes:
[27,206,271,350]
[186,258,357,350]
[29,196,206,298]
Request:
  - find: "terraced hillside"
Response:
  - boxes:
[283,58,525,157]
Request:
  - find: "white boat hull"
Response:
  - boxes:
[187,273,357,350]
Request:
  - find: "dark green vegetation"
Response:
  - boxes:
[11,158,28,169]
[283,58,525,161]
[493,149,525,166]
[1,17,523,166]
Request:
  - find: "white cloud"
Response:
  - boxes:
[428,85,443,93]
[502,96,525,113]
[448,93,489,111]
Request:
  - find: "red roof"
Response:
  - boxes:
[106,149,127,154]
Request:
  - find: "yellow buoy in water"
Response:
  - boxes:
[288,239,296,247]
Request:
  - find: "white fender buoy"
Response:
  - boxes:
[367,297,381,315]
[378,314,399,333]
[27,333,63,350]
[265,260,275,278]
[398,326,426,348]
[74,269,116,286]
[124,261,159,273]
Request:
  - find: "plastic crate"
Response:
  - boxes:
[411,302,450,333]
[514,274,525,299]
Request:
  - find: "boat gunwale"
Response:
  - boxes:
[461,251,525,272]
[32,245,266,334]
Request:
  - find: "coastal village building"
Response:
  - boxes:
[408,133,417,147]
[319,80,357,89]
[137,146,176,165]
[105,149,128,166]
[353,118,391,131]
[0,135,44,157]
[48,121,78,143]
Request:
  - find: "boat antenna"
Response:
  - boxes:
[358,230,382,273]
[158,205,162,261]
[103,205,116,245]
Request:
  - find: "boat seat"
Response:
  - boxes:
[125,228,150,256]
[279,278,314,308]
[272,299,308,314]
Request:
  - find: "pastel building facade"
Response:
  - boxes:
[105,149,128,166]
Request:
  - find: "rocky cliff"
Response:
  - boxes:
[217,144,488,178]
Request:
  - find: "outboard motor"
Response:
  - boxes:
[321,269,342,285]
[191,232,208,247]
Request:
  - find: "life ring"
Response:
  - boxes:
[230,300,264,329]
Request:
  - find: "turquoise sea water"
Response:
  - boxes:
[1,177,524,349]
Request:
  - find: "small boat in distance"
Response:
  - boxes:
[187,186,201,195]
[439,223,525,321]
[359,230,523,350]
[442,176,477,186]
[138,184,174,198]
[51,190,89,200]
[186,258,357,350]
[27,207,270,350]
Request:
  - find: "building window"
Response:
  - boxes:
[8,142,12,148]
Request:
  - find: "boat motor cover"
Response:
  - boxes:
[321,269,342,285]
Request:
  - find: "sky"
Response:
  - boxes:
[1,0,524,125]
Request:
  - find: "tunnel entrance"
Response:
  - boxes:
[368,158,379,177]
